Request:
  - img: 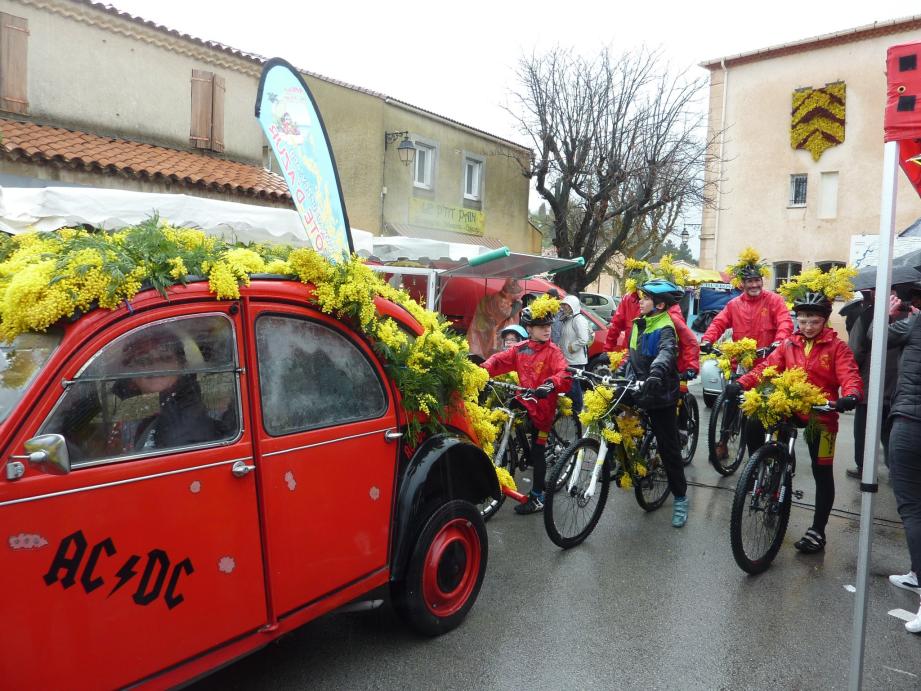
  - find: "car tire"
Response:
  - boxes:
[703,391,718,408]
[391,499,488,636]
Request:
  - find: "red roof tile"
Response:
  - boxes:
[0,117,291,201]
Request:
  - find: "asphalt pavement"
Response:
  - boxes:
[193,381,921,690]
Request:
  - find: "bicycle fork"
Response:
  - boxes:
[568,437,608,499]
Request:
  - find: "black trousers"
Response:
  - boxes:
[889,417,921,574]
[853,403,891,469]
[646,405,687,498]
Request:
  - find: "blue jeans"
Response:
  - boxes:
[568,365,584,413]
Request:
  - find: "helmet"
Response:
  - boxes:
[639,279,684,307]
[500,324,528,340]
[520,306,554,326]
[791,291,832,318]
[738,265,764,280]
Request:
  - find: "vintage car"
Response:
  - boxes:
[0,277,498,689]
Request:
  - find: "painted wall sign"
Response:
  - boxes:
[409,198,485,235]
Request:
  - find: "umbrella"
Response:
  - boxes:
[851,263,921,291]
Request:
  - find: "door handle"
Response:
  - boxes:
[384,430,403,443]
[231,460,256,478]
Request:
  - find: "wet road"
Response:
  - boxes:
[193,383,920,690]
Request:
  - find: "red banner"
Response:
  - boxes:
[885,43,921,196]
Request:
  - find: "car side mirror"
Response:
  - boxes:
[24,434,70,475]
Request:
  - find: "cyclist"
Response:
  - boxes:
[482,299,572,515]
[623,278,691,528]
[500,324,528,350]
[726,291,862,554]
[702,248,794,456]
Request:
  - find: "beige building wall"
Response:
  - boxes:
[701,20,921,280]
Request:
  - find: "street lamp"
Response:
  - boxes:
[680,227,690,244]
[385,131,416,166]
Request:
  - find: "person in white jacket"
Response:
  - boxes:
[559,295,593,413]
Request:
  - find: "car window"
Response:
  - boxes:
[0,330,62,423]
[255,315,387,435]
[580,294,597,306]
[40,315,241,468]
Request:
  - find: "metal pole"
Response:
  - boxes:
[848,139,900,690]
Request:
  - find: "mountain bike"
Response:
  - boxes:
[707,344,773,476]
[729,402,835,574]
[543,370,670,549]
[477,379,581,521]
[677,372,699,466]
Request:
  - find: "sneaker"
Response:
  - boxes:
[906,603,921,634]
[672,496,689,528]
[889,571,921,593]
[514,493,544,515]
[794,529,826,553]
[846,467,861,479]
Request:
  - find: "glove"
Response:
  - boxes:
[642,376,663,396]
[834,394,859,412]
[769,341,780,352]
[724,382,742,399]
[533,381,555,399]
[700,341,713,355]
[684,369,697,381]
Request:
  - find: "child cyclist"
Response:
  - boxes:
[725,290,862,553]
[624,279,691,528]
[482,297,572,515]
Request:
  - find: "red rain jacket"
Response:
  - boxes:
[738,327,863,433]
[604,292,700,374]
[702,290,794,356]
[482,339,572,432]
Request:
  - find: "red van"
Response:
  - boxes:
[0,278,497,689]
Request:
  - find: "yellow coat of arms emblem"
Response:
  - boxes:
[791,82,846,161]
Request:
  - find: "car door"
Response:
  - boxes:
[246,303,400,618]
[0,306,267,689]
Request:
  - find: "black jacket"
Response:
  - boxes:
[888,313,921,421]
[624,311,679,410]
[848,302,899,406]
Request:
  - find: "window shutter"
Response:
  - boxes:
[190,69,213,149]
[0,13,29,114]
[210,75,225,153]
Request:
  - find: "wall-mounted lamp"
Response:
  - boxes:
[385,131,416,166]
[680,223,700,244]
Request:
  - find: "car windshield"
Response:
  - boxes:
[0,330,62,423]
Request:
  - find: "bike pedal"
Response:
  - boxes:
[793,490,804,500]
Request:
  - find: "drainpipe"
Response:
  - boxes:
[712,58,728,270]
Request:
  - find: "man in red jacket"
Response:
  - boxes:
[482,300,572,515]
[725,291,862,554]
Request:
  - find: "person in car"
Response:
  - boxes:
[623,279,691,528]
[482,298,572,515]
[726,291,861,554]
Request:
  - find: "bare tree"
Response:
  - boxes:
[507,46,719,292]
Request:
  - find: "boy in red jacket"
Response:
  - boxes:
[725,291,862,553]
[482,298,572,514]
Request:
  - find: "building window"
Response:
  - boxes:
[819,172,839,219]
[789,174,807,207]
[413,142,435,190]
[774,261,802,290]
[816,260,846,273]
[190,69,225,153]
[0,13,29,115]
[464,155,483,201]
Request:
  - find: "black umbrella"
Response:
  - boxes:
[851,264,921,291]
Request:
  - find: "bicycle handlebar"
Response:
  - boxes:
[485,379,537,402]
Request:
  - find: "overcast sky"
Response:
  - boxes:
[111,0,921,145]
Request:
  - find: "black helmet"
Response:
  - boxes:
[639,279,684,307]
[520,306,554,326]
[792,291,832,317]
[739,265,764,280]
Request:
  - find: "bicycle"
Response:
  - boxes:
[706,344,773,476]
[477,379,581,521]
[543,370,671,549]
[728,401,835,574]
[677,372,699,466]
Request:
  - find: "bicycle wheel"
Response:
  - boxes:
[634,431,671,511]
[729,446,792,574]
[546,412,582,483]
[478,439,515,522]
[679,393,699,466]
[707,390,747,476]
[543,438,610,548]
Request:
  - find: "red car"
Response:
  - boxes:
[0,278,497,689]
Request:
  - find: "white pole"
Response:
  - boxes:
[848,139,900,690]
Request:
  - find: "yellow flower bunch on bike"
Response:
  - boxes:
[579,385,615,427]
[608,349,625,370]
[702,337,758,379]
[557,395,573,417]
[740,366,827,428]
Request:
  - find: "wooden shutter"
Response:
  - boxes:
[0,13,29,114]
[190,69,213,149]
[210,75,225,153]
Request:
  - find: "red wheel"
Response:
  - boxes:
[392,500,488,636]
[420,517,482,617]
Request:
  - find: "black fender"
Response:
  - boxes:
[390,433,498,583]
